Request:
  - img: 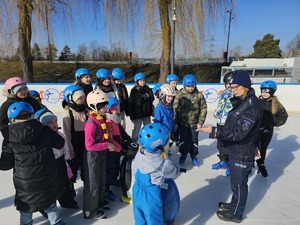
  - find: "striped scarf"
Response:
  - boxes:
[90,111,109,140]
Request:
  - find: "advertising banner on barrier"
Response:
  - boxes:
[0,83,299,113]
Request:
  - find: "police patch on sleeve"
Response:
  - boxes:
[241,119,252,131]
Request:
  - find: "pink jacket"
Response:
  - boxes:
[84,115,121,152]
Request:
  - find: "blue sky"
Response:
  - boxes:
[50,0,300,58]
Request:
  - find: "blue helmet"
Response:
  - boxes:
[96,68,110,80]
[260,80,277,91]
[134,73,146,82]
[152,83,163,95]
[63,85,84,103]
[7,102,34,120]
[29,90,39,98]
[34,108,49,121]
[183,74,197,86]
[112,68,125,80]
[166,74,179,83]
[107,96,120,110]
[138,123,169,152]
[75,68,91,80]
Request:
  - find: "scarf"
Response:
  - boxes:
[90,111,109,140]
[159,95,174,109]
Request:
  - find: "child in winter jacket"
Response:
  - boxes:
[0,77,41,131]
[83,90,117,219]
[212,71,234,175]
[173,74,207,166]
[132,123,179,225]
[62,85,88,183]
[257,80,288,178]
[0,102,65,225]
[154,84,177,155]
[129,73,154,141]
[105,96,132,201]
[111,68,130,129]
[35,109,78,209]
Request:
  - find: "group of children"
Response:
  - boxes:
[0,68,288,224]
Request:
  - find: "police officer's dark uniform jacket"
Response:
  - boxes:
[210,88,263,161]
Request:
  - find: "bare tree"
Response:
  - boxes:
[287,34,300,57]
[0,0,233,82]
[77,44,89,60]
[18,0,34,81]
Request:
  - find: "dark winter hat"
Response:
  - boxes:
[231,71,251,89]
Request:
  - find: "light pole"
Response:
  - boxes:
[171,0,177,74]
[225,9,233,63]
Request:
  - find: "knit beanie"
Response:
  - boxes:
[231,71,252,89]
[39,111,57,125]
[72,90,85,102]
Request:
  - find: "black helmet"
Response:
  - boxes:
[223,71,234,83]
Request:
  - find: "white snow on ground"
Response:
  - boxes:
[0,113,300,225]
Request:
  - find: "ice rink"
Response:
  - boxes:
[0,113,299,225]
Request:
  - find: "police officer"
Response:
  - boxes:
[199,71,263,222]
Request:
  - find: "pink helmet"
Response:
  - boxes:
[5,77,26,92]
[86,89,108,112]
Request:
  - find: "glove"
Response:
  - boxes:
[67,159,77,183]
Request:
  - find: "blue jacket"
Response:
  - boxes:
[154,104,176,133]
[210,89,262,161]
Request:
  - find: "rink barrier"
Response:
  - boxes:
[0,83,299,113]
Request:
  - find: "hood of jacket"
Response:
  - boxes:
[135,148,164,174]
[3,119,44,145]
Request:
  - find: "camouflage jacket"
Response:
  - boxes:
[173,87,207,127]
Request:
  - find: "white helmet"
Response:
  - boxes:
[86,89,108,112]
[160,84,176,97]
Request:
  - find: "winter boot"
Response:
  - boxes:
[192,158,199,166]
[212,154,229,170]
[212,161,228,170]
[219,202,231,211]
[216,209,242,223]
[105,190,116,201]
[257,164,268,178]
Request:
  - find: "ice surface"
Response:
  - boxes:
[0,113,299,225]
